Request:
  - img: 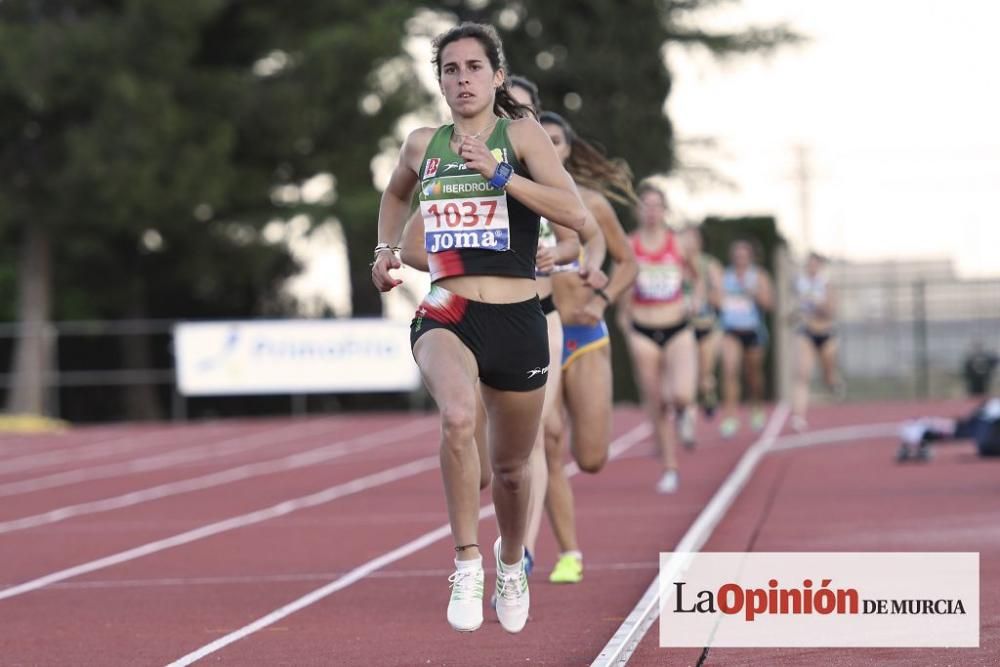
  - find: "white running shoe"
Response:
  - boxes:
[493,538,530,633]
[447,560,484,632]
[679,408,696,450]
[791,415,808,433]
[832,380,848,401]
[656,469,679,494]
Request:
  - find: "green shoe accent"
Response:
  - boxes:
[750,409,766,432]
[720,416,739,439]
[494,538,530,633]
[447,566,485,632]
[548,554,583,584]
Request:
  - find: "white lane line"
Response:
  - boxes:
[591,403,790,667]
[770,422,898,451]
[0,427,121,457]
[0,429,118,466]
[0,425,231,476]
[0,419,348,498]
[39,563,662,590]
[0,456,442,602]
[165,421,653,667]
[0,418,436,534]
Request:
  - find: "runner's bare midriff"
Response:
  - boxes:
[536,274,553,300]
[436,275,538,303]
[801,313,835,334]
[629,300,688,328]
[550,272,592,325]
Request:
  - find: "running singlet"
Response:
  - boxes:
[418,119,540,282]
[720,268,762,331]
[536,218,580,277]
[631,232,684,304]
[795,272,828,317]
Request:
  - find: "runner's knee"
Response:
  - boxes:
[671,394,693,412]
[492,459,528,493]
[544,438,564,471]
[575,449,607,474]
[572,434,608,474]
[439,403,476,451]
[544,418,562,454]
[645,396,667,419]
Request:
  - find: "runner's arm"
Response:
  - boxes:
[506,119,587,231]
[373,129,432,290]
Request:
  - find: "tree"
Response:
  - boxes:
[0,1,424,418]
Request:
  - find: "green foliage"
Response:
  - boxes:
[0,0,424,322]
[0,1,425,417]
[701,216,783,272]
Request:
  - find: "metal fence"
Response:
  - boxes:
[825,278,1000,399]
[0,319,178,422]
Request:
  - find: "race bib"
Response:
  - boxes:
[636,263,682,300]
[536,217,580,276]
[723,294,754,315]
[420,174,509,253]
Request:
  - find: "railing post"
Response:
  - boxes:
[773,244,794,404]
[171,390,187,422]
[912,280,929,398]
[47,323,60,419]
[291,393,307,417]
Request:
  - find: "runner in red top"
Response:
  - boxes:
[617,182,698,493]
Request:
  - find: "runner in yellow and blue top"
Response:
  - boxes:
[533,111,638,586]
[371,23,587,636]
[718,240,774,438]
[509,89,611,574]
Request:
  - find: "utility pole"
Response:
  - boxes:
[794,143,812,255]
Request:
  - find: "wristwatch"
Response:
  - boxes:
[488,162,514,189]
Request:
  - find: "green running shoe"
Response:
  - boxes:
[548,553,583,584]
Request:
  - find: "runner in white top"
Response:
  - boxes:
[790,251,844,431]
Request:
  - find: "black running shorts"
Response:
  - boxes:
[410,286,549,392]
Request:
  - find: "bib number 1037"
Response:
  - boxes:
[422,195,510,253]
[425,200,497,228]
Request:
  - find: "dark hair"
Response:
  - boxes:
[538,111,637,206]
[431,23,532,120]
[731,239,756,260]
[509,75,542,112]
[636,181,667,209]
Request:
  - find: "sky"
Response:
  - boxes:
[663,0,1000,277]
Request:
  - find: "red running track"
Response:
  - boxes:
[0,400,995,665]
